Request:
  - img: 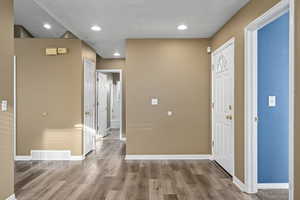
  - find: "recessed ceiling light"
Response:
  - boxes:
[177,24,188,30]
[91,25,102,31]
[43,23,51,30]
[114,52,121,57]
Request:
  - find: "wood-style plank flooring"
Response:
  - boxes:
[15,130,288,200]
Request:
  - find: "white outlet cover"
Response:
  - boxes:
[168,111,173,116]
[151,98,159,105]
[268,96,276,107]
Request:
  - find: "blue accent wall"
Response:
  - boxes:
[258,13,289,183]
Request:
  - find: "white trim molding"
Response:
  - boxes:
[69,155,86,161]
[15,156,32,161]
[125,154,212,160]
[257,183,289,190]
[13,56,17,160]
[288,2,295,200]
[244,0,294,198]
[233,176,246,192]
[6,194,16,200]
[15,150,85,161]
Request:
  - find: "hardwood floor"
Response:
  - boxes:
[15,130,287,200]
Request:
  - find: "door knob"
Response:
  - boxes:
[226,115,233,120]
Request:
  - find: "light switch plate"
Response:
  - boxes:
[1,100,8,112]
[269,96,276,107]
[168,111,173,116]
[151,98,159,105]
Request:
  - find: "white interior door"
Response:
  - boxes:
[84,59,96,155]
[112,81,121,127]
[97,72,108,137]
[212,39,235,176]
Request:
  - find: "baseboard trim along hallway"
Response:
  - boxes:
[257,183,289,189]
[6,194,16,200]
[233,176,247,192]
[15,150,85,161]
[14,156,32,161]
[125,154,213,160]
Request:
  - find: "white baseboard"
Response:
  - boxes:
[257,183,289,189]
[31,150,71,160]
[15,150,85,161]
[6,194,16,200]
[233,176,246,192]
[15,156,32,161]
[69,155,85,161]
[125,154,212,160]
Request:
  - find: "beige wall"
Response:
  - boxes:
[295,0,299,198]
[211,0,280,182]
[16,38,85,156]
[97,58,126,69]
[97,58,126,136]
[125,39,211,155]
[0,0,14,199]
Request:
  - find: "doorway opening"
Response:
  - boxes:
[245,0,294,200]
[96,70,123,141]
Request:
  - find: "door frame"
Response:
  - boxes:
[244,0,294,198]
[211,37,235,176]
[14,56,17,159]
[96,69,124,141]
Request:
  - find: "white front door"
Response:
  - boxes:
[84,59,96,155]
[212,39,235,176]
[97,72,108,137]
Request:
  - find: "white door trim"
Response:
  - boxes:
[13,56,17,159]
[96,69,124,141]
[244,1,294,199]
[211,37,235,176]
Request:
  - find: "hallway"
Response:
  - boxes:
[14,129,285,200]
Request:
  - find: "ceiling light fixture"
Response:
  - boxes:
[177,24,188,30]
[91,25,102,31]
[43,23,51,30]
[114,52,121,57]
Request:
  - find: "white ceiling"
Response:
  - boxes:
[14,0,67,38]
[15,0,249,58]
